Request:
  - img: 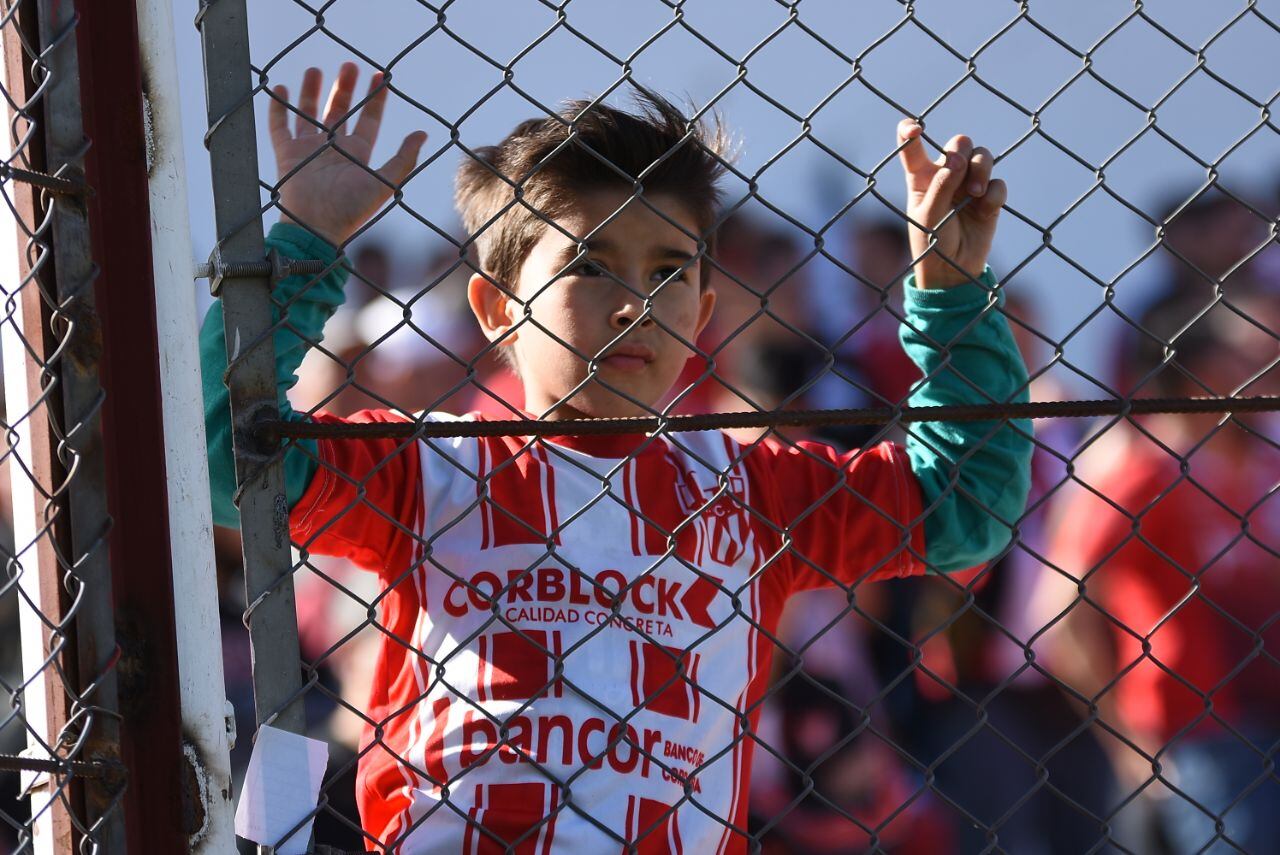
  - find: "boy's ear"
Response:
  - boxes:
[695,285,716,338]
[467,272,519,346]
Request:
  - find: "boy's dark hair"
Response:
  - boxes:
[455,89,731,292]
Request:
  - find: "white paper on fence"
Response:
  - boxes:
[233,724,330,854]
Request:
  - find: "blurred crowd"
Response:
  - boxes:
[1,189,1277,854]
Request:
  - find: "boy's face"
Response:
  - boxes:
[469,188,716,419]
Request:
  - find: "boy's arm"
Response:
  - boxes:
[200,222,342,529]
[203,63,425,530]
[900,269,1033,573]
[749,290,1030,589]
[742,121,1029,591]
[894,120,1031,573]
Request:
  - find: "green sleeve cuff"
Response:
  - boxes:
[268,221,341,267]
[902,267,1002,310]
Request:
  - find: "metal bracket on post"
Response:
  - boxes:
[0,161,90,196]
[199,246,329,296]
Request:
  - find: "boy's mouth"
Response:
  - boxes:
[599,344,655,373]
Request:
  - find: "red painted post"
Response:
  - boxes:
[71,1,189,851]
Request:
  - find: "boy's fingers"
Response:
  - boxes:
[965,147,994,199]
[972,177,1007,220]
[936,134,973,168]
[920,146,970,228]
[896,119,933,180]
[353,71,390,146]
[296,67,323,135]
[376,130,428,187]
[322,62,359,131]
[268,85,291,149]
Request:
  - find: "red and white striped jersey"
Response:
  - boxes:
[291,409,928,854]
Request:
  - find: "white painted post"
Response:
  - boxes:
[134,0,236,850]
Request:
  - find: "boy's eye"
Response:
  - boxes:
[574,260,608,278]
[652,266,689,284]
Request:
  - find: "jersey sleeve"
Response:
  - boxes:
[744,437,928,591]
[899,270,1034,573]
[290,408,424,577]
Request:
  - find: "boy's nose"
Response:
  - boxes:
[610,293,655,330]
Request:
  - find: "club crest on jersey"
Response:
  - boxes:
[676,467,751,567]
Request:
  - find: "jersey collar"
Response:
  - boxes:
[538,430,658,458]
[474,410,664,459]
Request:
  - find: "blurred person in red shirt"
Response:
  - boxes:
[1043,290,1279,853]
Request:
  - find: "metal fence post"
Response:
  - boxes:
[195,0,307,750]
[1,5,75,850]
[16,0,129,850]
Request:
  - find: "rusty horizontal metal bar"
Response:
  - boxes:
[261,395,1280,441]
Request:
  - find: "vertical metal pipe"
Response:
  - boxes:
[33,0,127,851]
[195,0,307,747]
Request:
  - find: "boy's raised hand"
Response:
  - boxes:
[896,120,1007,289]
[270,63,427,247]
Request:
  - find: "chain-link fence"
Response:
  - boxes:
[0,1,128,851]
[194,1,1279,853]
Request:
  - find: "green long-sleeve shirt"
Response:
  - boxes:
[201,222,1033,573]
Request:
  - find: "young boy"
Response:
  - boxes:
[202,63,1031,854]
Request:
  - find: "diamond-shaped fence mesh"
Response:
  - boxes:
[188,1,1280,853]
